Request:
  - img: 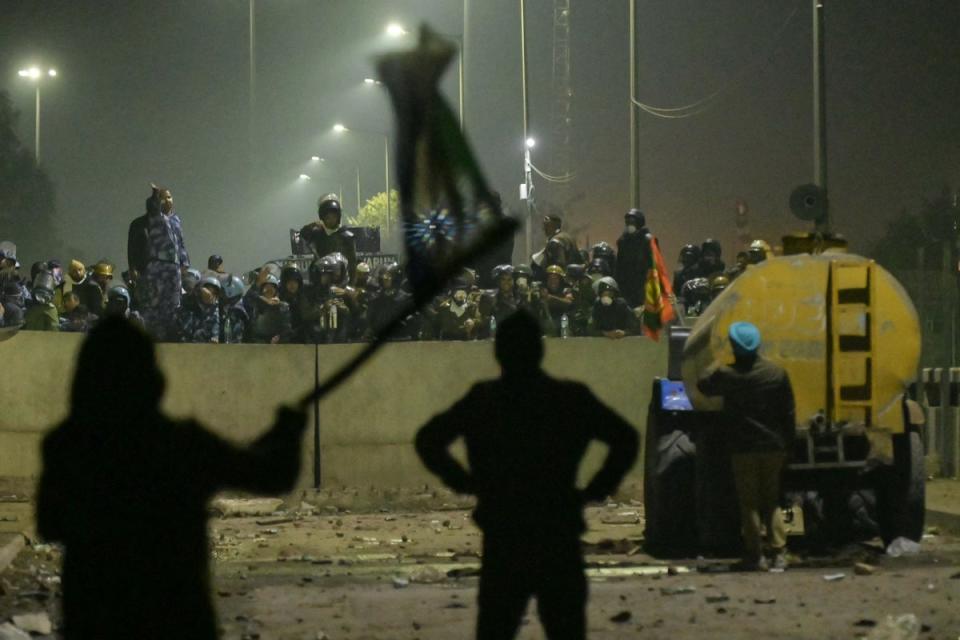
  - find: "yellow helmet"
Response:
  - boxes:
[710,275,730,293]
[545,265,566,277]
[93,261,114,278]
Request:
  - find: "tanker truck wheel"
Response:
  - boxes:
[877,431,925,545]
[643,405,698,554]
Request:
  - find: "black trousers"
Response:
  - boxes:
[476,532,587,640]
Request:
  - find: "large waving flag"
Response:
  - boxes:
[299,25,517,408]
[641,237,675,341]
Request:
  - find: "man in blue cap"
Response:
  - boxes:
[698,321,796,571]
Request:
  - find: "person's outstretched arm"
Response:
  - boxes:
[415,394,474,494]
[195,406,309,494]
[579,386,639,502]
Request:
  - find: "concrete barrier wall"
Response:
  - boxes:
[0,332,667,493]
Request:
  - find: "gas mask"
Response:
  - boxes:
[600,294,614,306]
[33,289,53,305]
[626,224,637,234]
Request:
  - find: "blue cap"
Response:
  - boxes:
[729,321,761,353]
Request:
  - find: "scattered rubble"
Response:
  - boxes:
[854,562,878,576]
[865,613,920,640]
[609,610,632,623]
[660,586,696,596]
[0,623,31,640]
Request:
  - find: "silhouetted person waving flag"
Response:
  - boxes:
[416,310,639,640]
[36,317,308,640]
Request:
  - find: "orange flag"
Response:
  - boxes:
[641,236,675,341]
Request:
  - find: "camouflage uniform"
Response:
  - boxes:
[221,301,249,344]
[139,201,190,341]
[177,297,221,343]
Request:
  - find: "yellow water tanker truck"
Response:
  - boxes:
[644,250,924,554]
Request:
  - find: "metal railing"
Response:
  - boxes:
[921,366,960,478]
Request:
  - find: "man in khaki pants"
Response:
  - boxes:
[698,321,796,571]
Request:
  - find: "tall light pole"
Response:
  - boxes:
[249,0,256,164]
[17,67,57,162]
[333,124,391,237]
[812,0,830,233]
[628,0,640,208]
[520,0,533,260]
[385,22,465,131]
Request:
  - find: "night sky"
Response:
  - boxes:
[1,0,958,271]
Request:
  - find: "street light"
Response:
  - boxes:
[363,78,383,86]
[298,174,312,181]
[310,156,323,162]
[385,22,408,38]
[17,66,57,161]
[525,137,536,149]
[333,123,392,238]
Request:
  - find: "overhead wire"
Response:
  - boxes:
[631,0,804,119]
[529,161,576,183]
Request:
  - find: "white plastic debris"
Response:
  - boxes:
[11,612,52,635]
[865,613,920,640]
[885,537,921,558]
[0,623,31,640]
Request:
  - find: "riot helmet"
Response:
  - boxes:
[260,273,280,298]
[624,208,645,233]
[545,264,566,293]
[182,268,202,294]
[748,239,772,264]
[593,276,619,306]
[700,238,722,258]
[106,285,132,315]
[198,275,222,306]
[710,275,730,298]
[591,242,615,263]
[679,244,700,268]
[513,264,533,290]
[587,257,611,279]
[380,262,403,291]
[317,193,343,230]
[31,271,56,305]
[280,265,303,296]
[222,274,246,303]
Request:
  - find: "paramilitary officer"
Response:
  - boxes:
[299,194,358,281]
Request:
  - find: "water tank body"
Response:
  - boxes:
[682,254,920,437]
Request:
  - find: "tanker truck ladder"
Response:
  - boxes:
[827,260,880,429]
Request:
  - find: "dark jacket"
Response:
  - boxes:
[299,223,358,278]
[697,356,796,454]
[415,373,638,536]
[37,410,306,640]
[127,215,149,275]
[616,229,653,308]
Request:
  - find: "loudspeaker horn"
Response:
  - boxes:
[789,183,827,222]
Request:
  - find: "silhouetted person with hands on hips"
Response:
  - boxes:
[416,310,639,640]
[36,317,308,640]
